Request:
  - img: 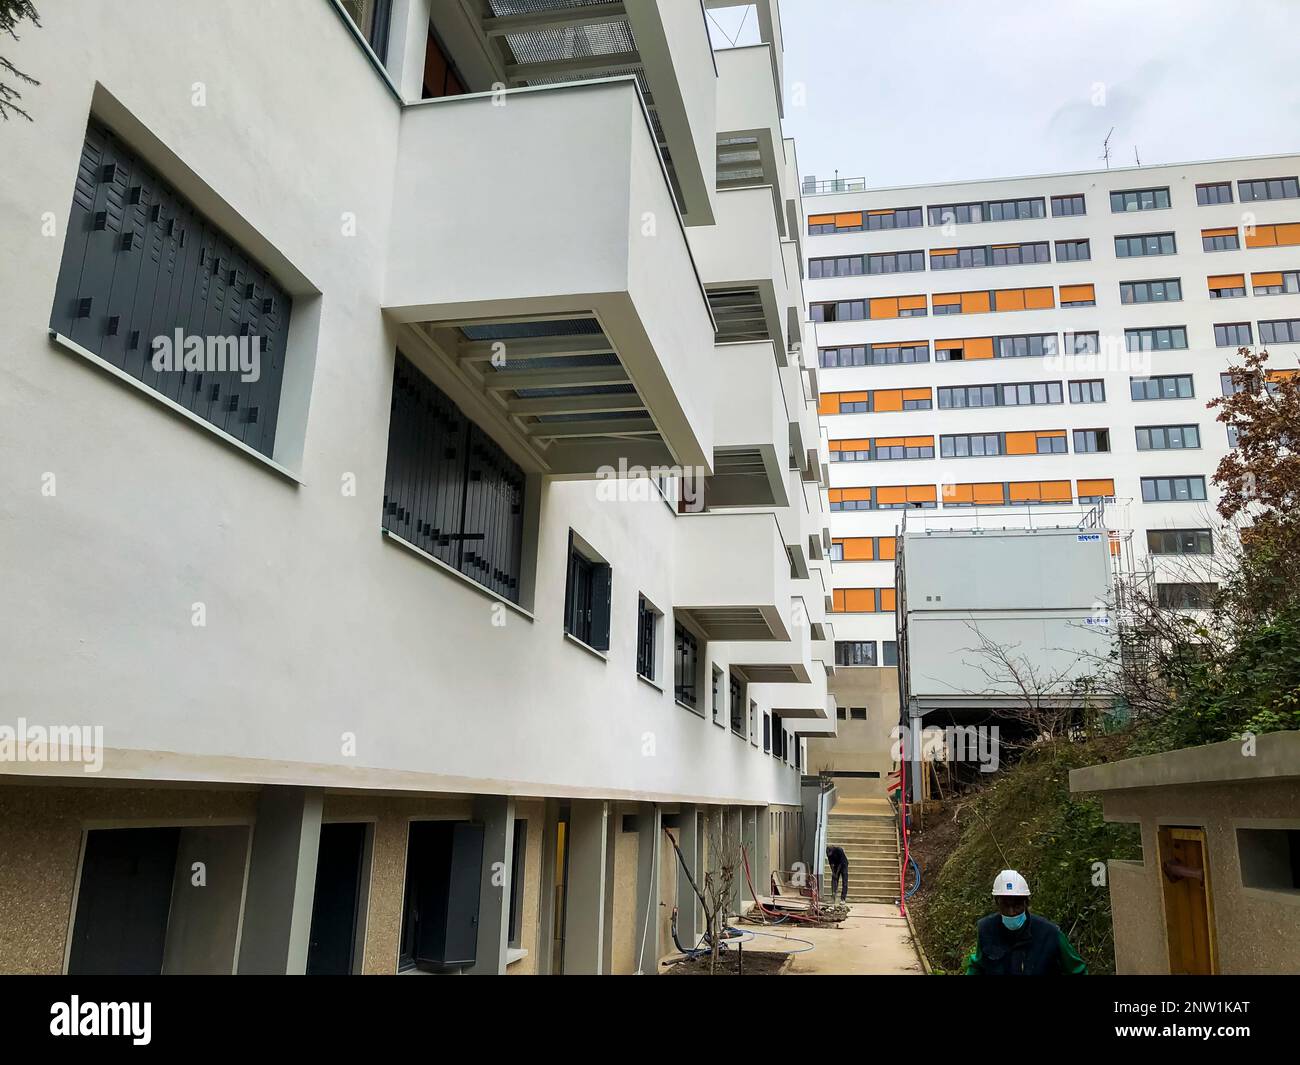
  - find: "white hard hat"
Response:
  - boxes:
[992,870,1031,897]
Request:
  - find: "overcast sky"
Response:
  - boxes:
[707,0,1300,189]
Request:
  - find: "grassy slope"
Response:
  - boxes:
[910,735,1140,974]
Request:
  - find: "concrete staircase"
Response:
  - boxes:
[822,810,901,905]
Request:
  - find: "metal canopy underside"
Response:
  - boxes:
[679,606,778,642]
[415,314,669,468]
[706,286,771,343]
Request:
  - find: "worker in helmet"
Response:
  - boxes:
[964,870,1088,975]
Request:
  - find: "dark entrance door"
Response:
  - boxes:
[306,822,368,975]
[68,827,180,974]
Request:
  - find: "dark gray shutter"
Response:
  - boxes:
[590,562,611,651]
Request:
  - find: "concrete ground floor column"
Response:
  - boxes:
[467,795,516,975]
[562,799,609,974]
[236,786,324,975]
[633,803,662,974]
[673,803,701,947]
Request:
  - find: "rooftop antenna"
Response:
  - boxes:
[1134,146,1142,166]
[1101,127,1115,169]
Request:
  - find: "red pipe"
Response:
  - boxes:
[897,763,910,918]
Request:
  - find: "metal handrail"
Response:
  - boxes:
[801,177,867,195]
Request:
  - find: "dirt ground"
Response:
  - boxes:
[663,949,789,975]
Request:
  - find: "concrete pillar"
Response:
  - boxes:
[753,806,772,901]
[675,803,701,946]
[236,786,323,975]
[563,799,609,974]
[467,795,515,975]
[386,0,434,98]
[536,799,561,975]
[633,804,662,974]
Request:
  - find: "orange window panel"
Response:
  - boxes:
[1078,478,1115,497]
[1210,273,1247,289]
[930,247,958,256]
[868,209,896,216]
[875,486,907,505]
[1009,481,1042,501]
[1039,430,1067,439]
[1251,272,1282,287]
[962,291,992,314]
[874,390,903,412]
[1202,227,1236,238]
[966,336,995,359]
[902,387,931,401]
[832,589,845,611]
[880,588,897,613]
[1056,285,1089,305]
[1005,432,1038,455]
[828,489,843,503]
[841,487,873,502]
[973,483,1006,504]
[843,391,868,402]
[834,212,863,228]
[1110,537,1122,557]
[1269,368,1299,381]
[1276,223,1300,245]
[818,393,841,415]
[809,214,835,225]
[843,589,878,612]
[1040,480,1072,502]
[994,288,1025,312]
[839,438,871,450]
[906,484,937,503]
[869,297,899,319]
[942,483,974,503]
[1027,287,1056,309]
[828,440,842,452]
[1246,225,1278,248]
[837,537,874,561]
[875,437,906,448]
[905,436,934,448]
[899,295,927,310]
[878,537,898,560]
[932,293,961,307]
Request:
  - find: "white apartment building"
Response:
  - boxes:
[804,156,1300,774]
[0,0,835,975]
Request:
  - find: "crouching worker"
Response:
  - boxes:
[965,870,1088,975]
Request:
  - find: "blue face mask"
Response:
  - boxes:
[1001,911,1027,931]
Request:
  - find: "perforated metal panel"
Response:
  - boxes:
[383,355,526,602]
[50,121,292,458]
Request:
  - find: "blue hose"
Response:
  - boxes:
[904,854,922,899]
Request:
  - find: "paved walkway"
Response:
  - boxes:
[762,903,923,975]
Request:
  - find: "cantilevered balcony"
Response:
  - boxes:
[714,594,812,684]
[708,340,789,508]
[715,44,785,234]
[384,79,715,477]
[688,186,788,352]
[674,512,792,640]
[434,0,717,224]
[750,667,833,725]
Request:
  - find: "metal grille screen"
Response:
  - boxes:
[383,355,526,602]
[50,120,292,458]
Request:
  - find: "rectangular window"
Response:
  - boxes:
[50,121,295,458]
[1069,379,1106,403]
[729,672,745,736]
[1110,187,1171,212]
[343,0,393,62]
[1196,182,1233,205]
[1146,528,1213,555]
[636,595,659,681]
[1236,828,1300,892]
[1244,222,1300,249]
[835,641,877,666]
[1214,322,1253,348]
[929,242,1049,270]
[818,342,930,367]
[1141,476,1207,502]
[867,250,926,274]
[1251,270,1300,295]
[867,206,924,230]
[995,334,1058,359]
[711,665,723,725]
[1059,283,1096,307]
[1064,331,1099,354]
[938,381,1063,408]
[1202,227,1240,252]
[850,708,868,721]
[1076,478,1116,503]
[1115,232,1176,257]
[941,432,1002,458]
[1157,582,1218,609]
[507,820,527,949]
[1073,428,1110,453]
[928,197,1046,225]
[1260,318,1300,344]
[1120,278,1182,304]
[1051,194,1086,217]
[384,357,526,602]
[1125,326,1188,351]
[1130,374,1194,400]
[1055,238,1091,261]
[1239,177,1300,202]
[675,623,699,708]
[1208,274,1246,299]
[420,22,465,98]
[882,641,899,666]
[810,207,924,234]
[564,534,611,651]
[1136,424,1201,450]
[763,711,771,752]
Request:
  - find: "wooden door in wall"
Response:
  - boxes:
[1158,826,1218,974]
